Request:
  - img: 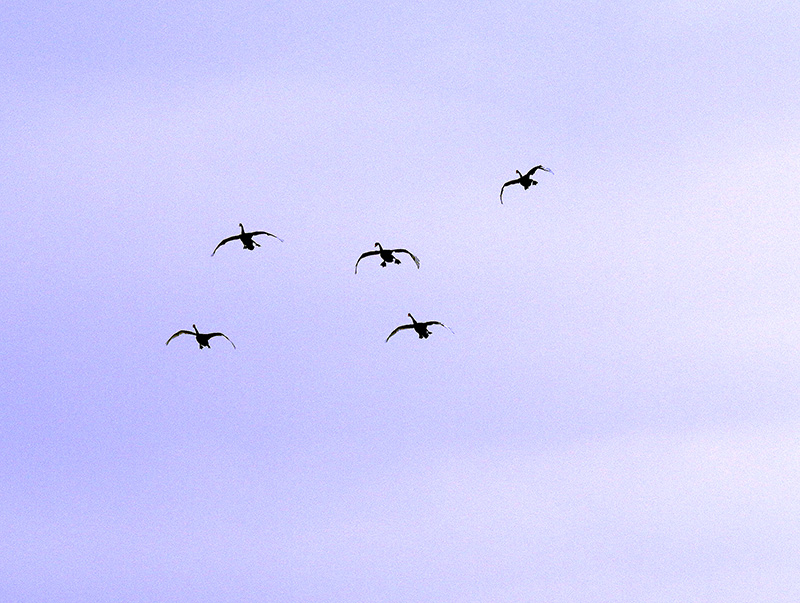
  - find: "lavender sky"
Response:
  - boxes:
[3,1,800,601]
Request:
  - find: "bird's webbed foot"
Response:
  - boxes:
[380,261,387,267]
[394,259,401,264]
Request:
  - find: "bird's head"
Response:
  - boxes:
[407,313,416,323]
[239,223,245,232]
[374,242,383,250]
[192,324,199,332]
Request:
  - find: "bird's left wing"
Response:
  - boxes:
[251,231,284,242]
[209,333,236,348]
[394,249,420,269]
[427,321,454,334]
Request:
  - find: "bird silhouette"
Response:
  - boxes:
[212,223,283,256]
[500,165,553,203]
[355,242,420,274]
[386,313,453,342]
[166,324,236,349]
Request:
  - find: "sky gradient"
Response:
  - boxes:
[3,1,800,601]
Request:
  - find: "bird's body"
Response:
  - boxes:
[166,324,236,349]
[212,223,283,256]
[386,313,453,342]
[500,165,553,203]
[355,243,420,273]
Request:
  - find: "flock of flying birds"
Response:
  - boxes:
[166,165,553,350]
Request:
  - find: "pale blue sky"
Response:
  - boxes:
[2,1,800,601]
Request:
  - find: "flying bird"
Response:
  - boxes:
[386,313,453,342]
[355,242,420,274]
[212,223,283,256]
[500,165,553,203]
[166,324,236,349]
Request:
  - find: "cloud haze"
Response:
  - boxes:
[2,1,800,601]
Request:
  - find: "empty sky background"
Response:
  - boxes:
[3,1,800,601]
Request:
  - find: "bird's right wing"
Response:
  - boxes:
[385,324,413,342]
[211,236,238,256]
[166,330,193,345]
[500,178,520,203]
[354,250,379,273]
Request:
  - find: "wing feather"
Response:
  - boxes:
[394,249,420,268]
[354,250,380,273]
[209,333,236,348]
[500,178,520,203]
[166,330,194,345]
[251,231,284,242]
[527,165,553,176]
[212,235,240,256]
[385,324,413,342]
[425,321,454,334]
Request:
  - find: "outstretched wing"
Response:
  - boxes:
[527,165,553,176]
[394,249,420,269]
[166,330,194,345]
[211,235,239,256]
[425,321,454,334]
[354,250,380,274]
[385,324,414,342]
[500,178,520,203]
[208,333,236,348]
[251,231,284,242]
